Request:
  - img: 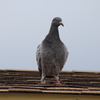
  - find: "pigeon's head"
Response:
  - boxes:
[52,17,64,27]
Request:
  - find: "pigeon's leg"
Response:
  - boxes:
[39,70,46,84]
[40,76,46,84]
[55,75,61,84]
[39,77,46,84]
[39,78,45,84]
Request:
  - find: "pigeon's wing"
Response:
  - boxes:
[36,44,42,76]
[63,45,69,64]
[53,43,69,70]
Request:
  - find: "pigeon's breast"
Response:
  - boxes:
[41,41,68,67]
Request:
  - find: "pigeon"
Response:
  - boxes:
[36,17,69,84]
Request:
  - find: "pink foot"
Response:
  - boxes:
[55,80,61,84]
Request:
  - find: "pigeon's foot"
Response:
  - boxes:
[55,79,61,85]
[38,81,46,84]
[38,79,46,84]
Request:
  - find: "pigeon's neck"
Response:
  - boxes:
[45,24,61,42]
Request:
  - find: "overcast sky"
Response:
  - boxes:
[0,0,100,71]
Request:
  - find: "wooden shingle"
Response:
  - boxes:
[0,69,100,94]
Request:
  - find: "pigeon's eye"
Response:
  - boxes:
[54,19,58,22]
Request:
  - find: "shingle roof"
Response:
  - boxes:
[0,69,100,94]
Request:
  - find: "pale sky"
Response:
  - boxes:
[0,0,100,71]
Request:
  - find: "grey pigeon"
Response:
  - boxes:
[36,17,69,84]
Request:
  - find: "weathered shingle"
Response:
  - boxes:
[0,69,100,94]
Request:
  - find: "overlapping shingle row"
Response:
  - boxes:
[0,70,100,94]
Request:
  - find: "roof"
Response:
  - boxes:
[0,69,100,94]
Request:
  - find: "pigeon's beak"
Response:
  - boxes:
[59,22,64,26]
